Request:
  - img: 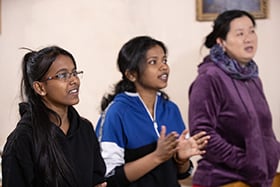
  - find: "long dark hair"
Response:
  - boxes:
[101,36,169,111]
[204,9,256,49]
[21,46,78,186]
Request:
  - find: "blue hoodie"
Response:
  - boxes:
[96,92,191,187]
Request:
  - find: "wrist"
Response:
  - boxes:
[173,153,189,165]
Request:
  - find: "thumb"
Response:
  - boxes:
[159,125,166,139]
[179,129,189,140]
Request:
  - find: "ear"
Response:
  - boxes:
[125,70,137,82]
[216,38,226,51]
[216,38,223,45]
[33,81,46,96]
[216,38,225,46]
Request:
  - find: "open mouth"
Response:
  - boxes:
[159,73,168,81]
[69,88,79,94]
[245,46,254,52]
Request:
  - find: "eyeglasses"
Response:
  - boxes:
[43,70,84,82]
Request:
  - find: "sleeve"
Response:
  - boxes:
[171,102,187,135]
[91,127,107,185]
[188,73,246,170]
[2,126,35,187]
[96,107,130,187]
[177,160,194,179]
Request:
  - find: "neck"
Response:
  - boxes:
[138,90,157,118]
[48,105,70,135]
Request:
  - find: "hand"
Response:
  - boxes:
[154,125,179,163]
[94,182,107,187]
[175,130,210,163]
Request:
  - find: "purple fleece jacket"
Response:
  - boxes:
[188,58,280,187]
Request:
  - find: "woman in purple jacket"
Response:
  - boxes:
[189,10,280,187]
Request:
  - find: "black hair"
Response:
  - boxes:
[101,36,169,111]
[204,9,256,48]
[20,46,78,186]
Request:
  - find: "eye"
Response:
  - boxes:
[148,60,156,65]
[163,58,168,64]
[237,32,244,36]
[55,72,69,79]
[72,71,78,76]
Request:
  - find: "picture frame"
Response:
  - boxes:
[196,0,268,21]
[0,0,1,33]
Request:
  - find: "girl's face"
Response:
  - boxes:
[220,16,257,65]
[134,45,169,94]
[40,55,81,111]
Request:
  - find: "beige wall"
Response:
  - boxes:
[0,0,280,173]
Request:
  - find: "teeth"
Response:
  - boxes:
[69,89,78,94]
[161,74,167,79]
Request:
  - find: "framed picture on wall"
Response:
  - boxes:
[196,0,268,21]
[0,0,1,33]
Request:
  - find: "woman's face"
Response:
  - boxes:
[221,16,257,65]
[40,55,81,111]
[134,45,169,94]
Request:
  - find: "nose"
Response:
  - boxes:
[69,73,79,84]
[160,62,168,70]
[244,33,254,43]
[244,36,251,43]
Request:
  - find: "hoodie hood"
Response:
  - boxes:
[113,92,161,112]
[17,102,81,137]
[18,102,32,126]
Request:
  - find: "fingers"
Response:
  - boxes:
[192,131,207,139]
[160,125,179,141]
[193,131,210,142]
[192,131,210,152]
[179,129,189,140]
[157,125,179,157]
[164,131,179,150]
[159,125,167,139]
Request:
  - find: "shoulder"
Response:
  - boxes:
[192,61,229,89]
[69,106,94,130]
[157,95,183,119]
[198,61,226,78]
[2,123,33,158]
[160,97,180,111]
[7,123,33,142]
[104,93,136,115]
[79,117,94,130]
[79,116,93,125]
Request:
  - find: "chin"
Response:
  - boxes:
[159,84,168,89]
[71,99,80,105]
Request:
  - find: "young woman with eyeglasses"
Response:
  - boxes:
[1,46,107,187]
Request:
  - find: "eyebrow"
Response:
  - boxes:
[55,67,76,74]
[234,26,255,32]
[146,54,167,59]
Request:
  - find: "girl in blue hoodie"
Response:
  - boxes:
[96,36,210,187]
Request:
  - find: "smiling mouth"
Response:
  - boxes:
[69,88,79,94]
